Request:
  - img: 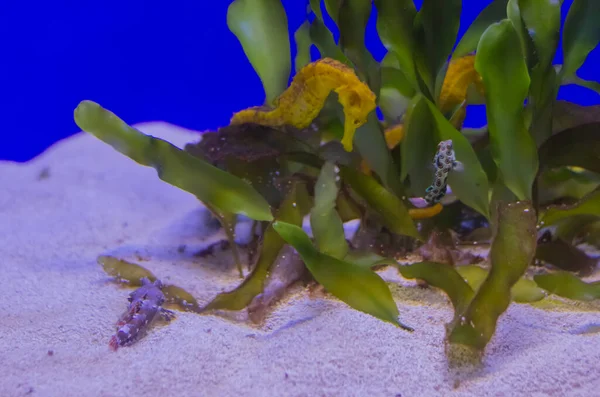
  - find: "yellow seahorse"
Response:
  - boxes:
[230,58,377,152]
[438,54,485,128]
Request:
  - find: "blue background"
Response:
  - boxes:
[1,0,598,162]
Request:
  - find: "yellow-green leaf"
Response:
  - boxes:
[294,21,312,74]
[476,20,538,201]
[97,255,157,286]
[74,100,273,222]
[511,0,562,146]
[353,112,404,195]
[401,96,438,194]
[534,271,600,301]
[227,0,291,105]
[453,0,509,59]
[455,265,546,303]
[338,0,380,94]
[309,0,350,64]
[310,162,348,259]
[540,187,600,226]
[272,221,413,331]
[399,261,474,314]
[560,0,600,80]
[448,201,538,351]
[417,0,462,93]
[202,182,310,311]
[373,0,418,89]
[340,165,421,240]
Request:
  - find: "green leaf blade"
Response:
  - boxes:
[476,20,538,201]
[294,21,312,74]
[97,255,157,286]
[456,265,546,303]
[373,0,418,88]
[453,0,510,59]
[512,0,562,146]
[74,100,274,222]
[534,272,600,301]
[202,183,310,312]
[517,0,561,70]
[340,165,421,240]
[227,0,291,105]
[338,0,381,94]
[561,0,600,80]
[401,96,438,194]
[273,221,412,330]
[448,201,538,351]
[418,0,462,93]
[399,261,474,314]
[309,0,350,64]
[540,187,600,226]
[310,162,349,259]
[379,53,416,123]
[353,112,403,195]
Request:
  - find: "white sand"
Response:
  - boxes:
[2,123,599,397]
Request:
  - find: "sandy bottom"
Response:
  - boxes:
[2,123,599,397]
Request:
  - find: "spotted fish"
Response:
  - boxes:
[424,140,463,205]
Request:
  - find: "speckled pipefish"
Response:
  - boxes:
[425,140,462,205]
[230,57,377,152]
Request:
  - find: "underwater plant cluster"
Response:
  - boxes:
[74,0,600,360]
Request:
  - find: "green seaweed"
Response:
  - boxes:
[339,165,421,240]
[448,201,538,351]
[540,187,600,226]
[353,109,404,196]
[294,21,312,74]
[452,0,509,59]
[308,0,350,64]
[338,0,380,95]
[97,255,157,285]
[74,101,273,223]
[512,0,561,146]
[534,272,600,301]
[373,0,418,90]
[205,204,244,278]
[416,0,462,98]
[379,57,415,122]
[273,221,413,331]
[399,261,474,313]
[455,265,546,303]
[401,96,438,194]
[202,182,310,312]
[559,0,600,81]
[476,20,538,201]
[310,162,348,259]
[227,0,291,105]
[162,284,202,313]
